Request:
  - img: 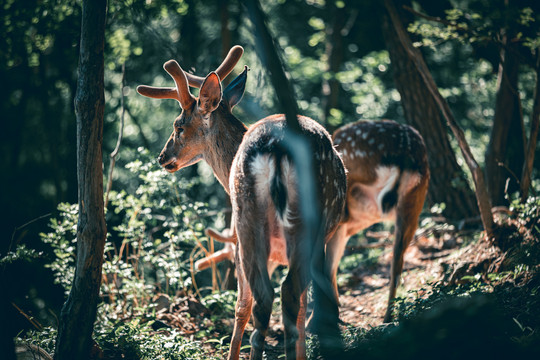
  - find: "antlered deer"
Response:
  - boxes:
[137,46,347,360]
[196,119,429,324]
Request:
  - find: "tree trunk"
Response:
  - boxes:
[485,39,526,206]
[54,1,107,359]
[381,2,478,220]
[322,1,346,133]
[383,0,494,238]
[219,0,233,87]
[521,54,540,201]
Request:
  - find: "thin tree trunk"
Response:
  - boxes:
[220,0,232,63]
[54,0,107,359]
[485,38,526,206]
[521,54,540,201]
[384,0,495,238]
[381,2,478,220]
[322,1,346,132]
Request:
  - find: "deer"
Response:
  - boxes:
[195,119,430,324]
[137,46,347,360]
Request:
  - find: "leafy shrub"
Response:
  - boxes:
[13,151,236,358]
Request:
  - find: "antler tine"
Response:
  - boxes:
[215,45,244,82]
[163,59,196,110]
[136,85,178,100]
[184,45,244,88]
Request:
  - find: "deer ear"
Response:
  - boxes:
[198,72,222,114]
[223,66,248,110]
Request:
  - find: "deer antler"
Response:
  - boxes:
[185,45,244,87]
[137,60,195,110]
[136,46,244,101]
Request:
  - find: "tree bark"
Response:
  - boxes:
[521,54,540,201]
[485,38,526,206]
[383,0,494,238]
[54,0,107,359]
[381,1,478,220]
[322,1,346,133]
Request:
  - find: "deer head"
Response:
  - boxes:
[137,46,247,188]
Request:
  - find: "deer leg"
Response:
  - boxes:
[296,288,308,359]
[325,224,349,305]
[249,269,274,360]
[227,251,252,360]
[384,185,426,323]
[237,221,273,360]
[306,224,348,331]
[281,239,310,360]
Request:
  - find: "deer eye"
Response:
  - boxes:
[176,127,184,136]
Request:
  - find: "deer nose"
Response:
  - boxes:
[157,153,166,165]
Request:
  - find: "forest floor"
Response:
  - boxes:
[150,211,540,360]
[153,224,511,359]
[256,230,468,359]
[15,206,540,360]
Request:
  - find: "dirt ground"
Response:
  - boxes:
[237,232,463,358]
[156,228,479,359]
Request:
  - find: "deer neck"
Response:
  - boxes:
[203,105,247,192]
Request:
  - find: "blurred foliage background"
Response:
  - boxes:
[1,0,539,356]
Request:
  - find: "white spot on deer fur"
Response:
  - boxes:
[368,138,375,145]
[378,143,385,151]
[351,140,356,147]
[356,129,362,135]
[342,149,348,157]
[362,132,368,140]
[347,136,352,142]
[322,152,326,161]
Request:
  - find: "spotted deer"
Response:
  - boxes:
[196,119,429,324]
[137,46,347,360]
[330,120,429,322]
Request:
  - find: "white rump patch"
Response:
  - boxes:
[400,171,423,195]
[250,154,275,203]
[251,154,298,230]
[375,166,400,214]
